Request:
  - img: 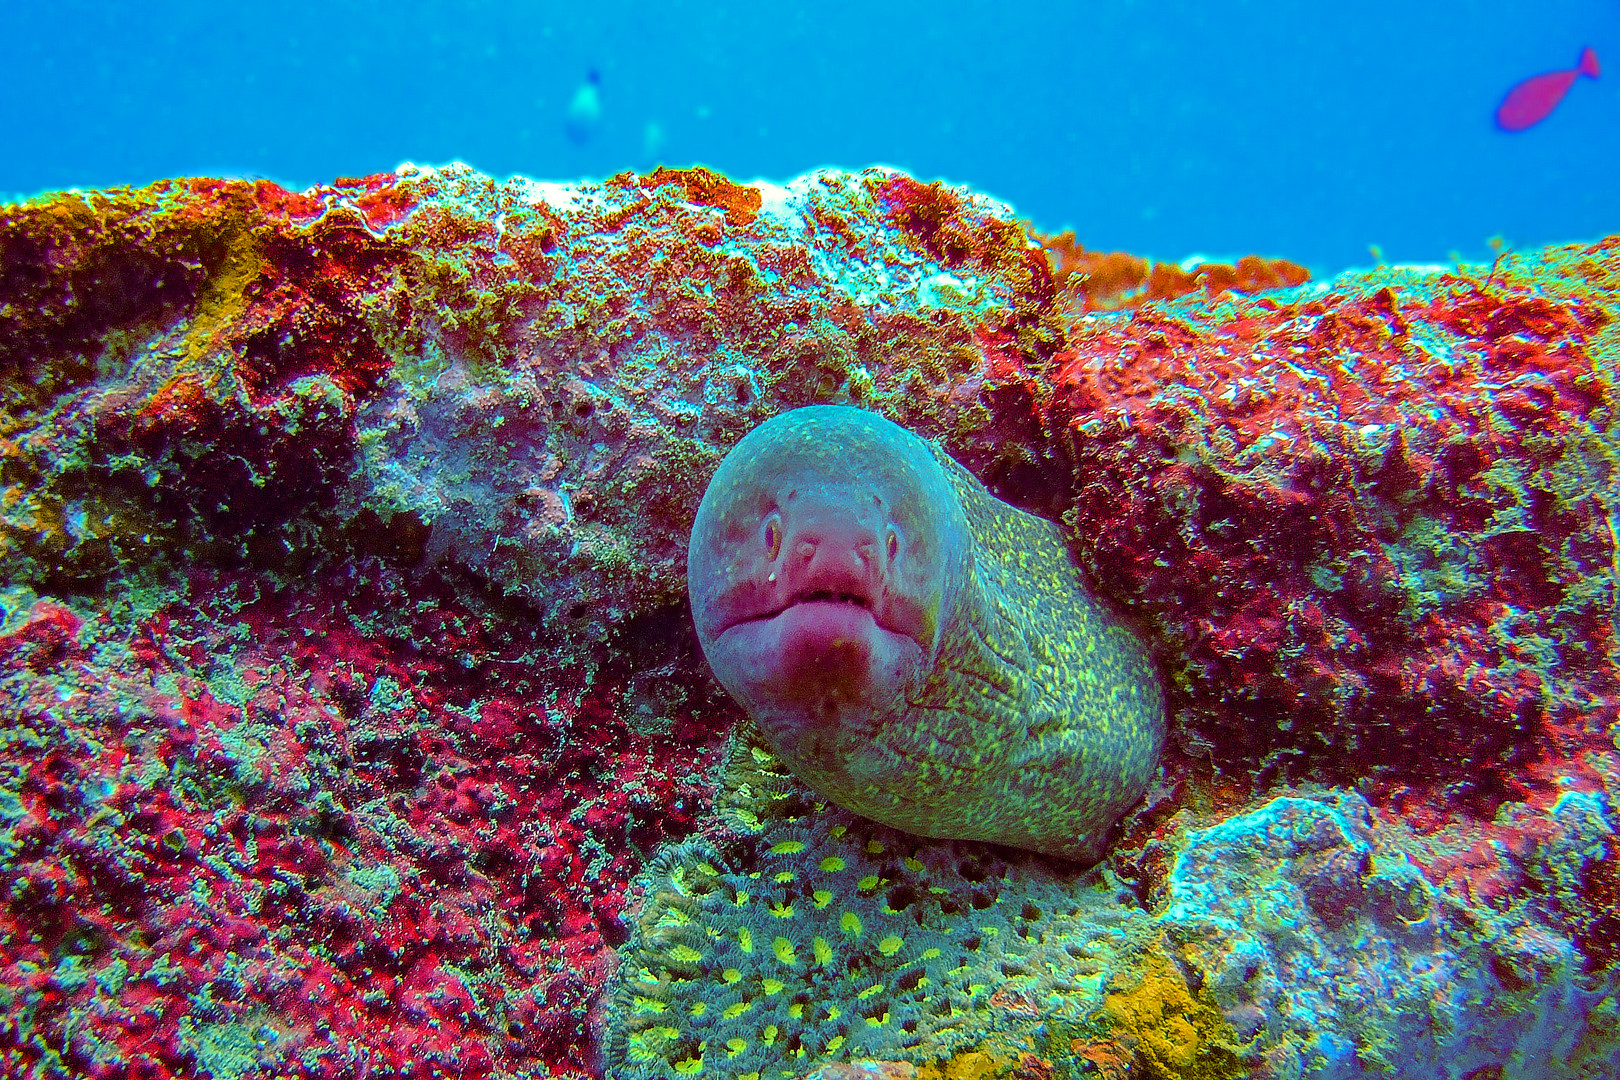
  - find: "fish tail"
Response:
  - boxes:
[1579,47,1601,80]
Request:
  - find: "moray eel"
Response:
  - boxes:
[687,405,1165,863]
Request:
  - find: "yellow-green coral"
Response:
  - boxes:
[1098,949,1243,1080]
[607,734,1152,1080]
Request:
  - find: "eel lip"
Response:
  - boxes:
[707,569,931,656]
[720,586,875,636]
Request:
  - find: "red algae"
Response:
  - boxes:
[0,568,723,1079]
[1030,262,1619,804]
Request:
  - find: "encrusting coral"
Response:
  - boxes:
[607,727,1245,1080]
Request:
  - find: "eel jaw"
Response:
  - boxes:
[717,582,879,637]
[708,553,932,656]
[705,575,924,738]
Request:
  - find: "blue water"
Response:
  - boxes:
[4,0,1617,273]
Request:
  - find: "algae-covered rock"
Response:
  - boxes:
[0,164,1617,1080]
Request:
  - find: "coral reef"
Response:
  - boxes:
[0,162,1616,1079]
[613,732,1618,1079]
[609,813,1139,1078]
[1051,257,1619,811]
[609,726,1237,1080]
[0,577,722,1080]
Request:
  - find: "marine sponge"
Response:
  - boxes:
[605,728,1144,1080]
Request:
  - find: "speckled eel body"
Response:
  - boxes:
[687,406,1165,862]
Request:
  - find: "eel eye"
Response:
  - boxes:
[886,528,900,562]
[763,514,783,560]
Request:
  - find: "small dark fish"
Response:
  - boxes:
[564,69,603,146]
[1496,46,1600,131]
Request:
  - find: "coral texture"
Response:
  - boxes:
[610,728,1232,1080]
[0,162,1616,1080]
[614,732,1618,1079]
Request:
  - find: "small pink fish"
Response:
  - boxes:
[1496,47,1601,131]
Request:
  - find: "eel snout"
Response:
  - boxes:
[702,489,931,730]
[714,488,927,648]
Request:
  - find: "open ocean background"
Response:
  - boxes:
[3,0,1617,275]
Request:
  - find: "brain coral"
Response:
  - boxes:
[608,826,1134,1079]
[605,728,1170,1080]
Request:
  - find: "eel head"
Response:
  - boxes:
[688,407,969,743]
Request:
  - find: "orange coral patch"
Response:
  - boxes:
[643,166,763,226]
[1037,229,1309,313]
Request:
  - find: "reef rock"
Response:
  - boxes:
[0,163,1616,1080]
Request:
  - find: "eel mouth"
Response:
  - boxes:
[704,558,932,658]
[713,588,899,659]
[727,586,876,631]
